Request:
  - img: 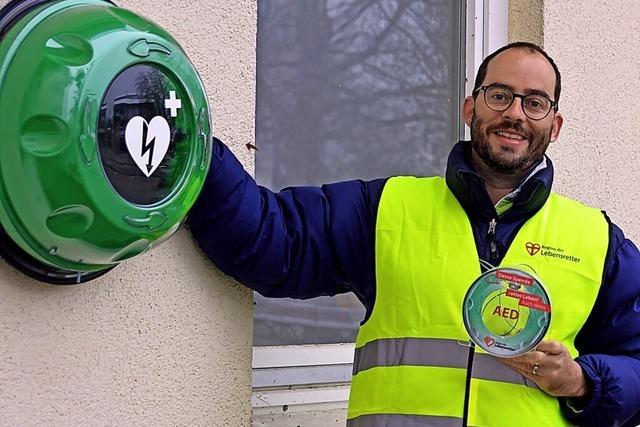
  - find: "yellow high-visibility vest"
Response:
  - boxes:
[348,176,609,427]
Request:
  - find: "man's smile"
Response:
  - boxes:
[491,128,529,147]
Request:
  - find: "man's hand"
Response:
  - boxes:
[497,340,589,398]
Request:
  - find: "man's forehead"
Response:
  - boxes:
[482,48,556,96]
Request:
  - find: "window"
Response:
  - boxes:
[253,0,507,423]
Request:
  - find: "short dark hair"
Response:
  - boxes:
[472,42,561,109]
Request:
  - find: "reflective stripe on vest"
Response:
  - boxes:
[353,337,539,389]
[348,414,462,427]
[347,176,608,427]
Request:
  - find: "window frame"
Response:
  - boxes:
[252,0,508,418]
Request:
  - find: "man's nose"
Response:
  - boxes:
[503,97,527,121]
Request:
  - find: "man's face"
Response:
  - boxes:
[463,49,563,175]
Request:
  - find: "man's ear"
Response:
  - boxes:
[550,112,564,142]
[463,96,475,127]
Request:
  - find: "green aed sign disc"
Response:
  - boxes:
[462,266,551,357]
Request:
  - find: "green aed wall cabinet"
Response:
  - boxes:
[0,0,212,283]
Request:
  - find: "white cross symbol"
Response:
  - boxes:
[164,90,182,117]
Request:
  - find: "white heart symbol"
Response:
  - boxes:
[125,116,171,177]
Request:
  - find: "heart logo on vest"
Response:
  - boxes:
[125,116,170,177]
[525,242,541,256]
[483,336,495,347]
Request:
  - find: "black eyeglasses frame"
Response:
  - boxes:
[473,84,558,121]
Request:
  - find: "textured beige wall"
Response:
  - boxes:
[0,0,255,425]
[541,1,640,240]
[508,0,543,45]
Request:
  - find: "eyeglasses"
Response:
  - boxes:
[474,84,557,121]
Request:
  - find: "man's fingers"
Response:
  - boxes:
[499,351,545,368]
[496,341,585,397]
[500,358,543,381]
[534,340,566,355]
[497,340,571,376]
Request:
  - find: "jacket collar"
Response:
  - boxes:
[444,141,554,221]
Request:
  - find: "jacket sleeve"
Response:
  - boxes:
[187,138,384,305]
[560,221,640,427]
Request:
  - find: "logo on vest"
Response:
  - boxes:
[525,242,540,256]
[525,242,580,263]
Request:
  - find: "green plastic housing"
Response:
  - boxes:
[0,0,212,272]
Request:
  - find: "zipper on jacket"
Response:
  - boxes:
[487,218,499,261]
[461,342,475,427]
[464,220,498,426]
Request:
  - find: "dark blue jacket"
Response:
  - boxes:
[188,138,640,427]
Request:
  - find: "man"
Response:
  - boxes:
[188,42,640,426]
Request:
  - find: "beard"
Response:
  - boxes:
[470,114,553,175]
